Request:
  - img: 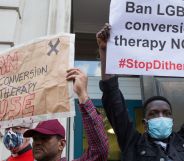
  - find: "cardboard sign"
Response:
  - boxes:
[107,0,184,77]
[0,33,75,128]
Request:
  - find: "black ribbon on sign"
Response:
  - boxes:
[47,38,60,56]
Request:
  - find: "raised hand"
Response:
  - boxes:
[96,23,111,51]
[66,68,89,103]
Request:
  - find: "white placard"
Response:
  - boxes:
[107,0,184,77]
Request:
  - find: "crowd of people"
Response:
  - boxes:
[1,24,184,161]
[1,68,108,161]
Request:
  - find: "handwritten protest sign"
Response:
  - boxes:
[106,0,184,77]
[0,33,75,128]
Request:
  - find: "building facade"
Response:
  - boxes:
[0,0,183,161]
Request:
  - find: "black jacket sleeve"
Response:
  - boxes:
[177,124,184,139]
[99,76,140,153]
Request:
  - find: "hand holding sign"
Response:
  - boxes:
[96,23,111,51]
[96,24,114,81]
[66,68,89,104]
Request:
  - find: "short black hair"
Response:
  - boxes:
[143,96,172,116]
[56,134,64,140]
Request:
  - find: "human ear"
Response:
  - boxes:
[59,139,66,151]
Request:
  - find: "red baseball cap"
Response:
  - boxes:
[24,119,65,138]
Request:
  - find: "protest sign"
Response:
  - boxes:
[106,0,184,77]
[0,33,75,128]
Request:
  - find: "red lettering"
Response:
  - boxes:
[154,60,161,69]
[0,93,35,121]
[127,59,134,68]
[0,52,19,75]
[8,96,21,120]
[177,64,182,70]
[0,99,8,120]
[22,93,35,117]
[138,62,145,68]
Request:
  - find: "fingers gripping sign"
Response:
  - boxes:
[96,23,111,50]
[66,68,88,104]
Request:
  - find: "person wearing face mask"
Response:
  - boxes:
[96,24,184,161]
[2,124,34,161]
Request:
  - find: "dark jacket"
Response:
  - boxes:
[178,124,184,138]
[100,76,184,161]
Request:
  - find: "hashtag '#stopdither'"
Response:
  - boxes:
[119,58,126,68]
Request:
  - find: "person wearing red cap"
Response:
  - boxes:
[23,68,108,161]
